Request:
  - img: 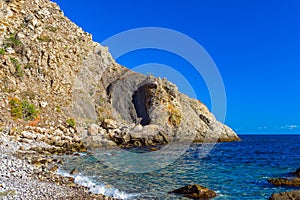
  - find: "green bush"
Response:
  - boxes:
[46,26,58,32]
[37,35,51,43]
[0,48,5,55]
[5,34,22,48]
[22,100,38,121]
[10,57,23,77]
[66,118,76,128]
[9,97,38,121]
[9,97,23,119]
[10,57,18,64]
[15,64,23,77]
[24,63,35,69]
[55,105,61,113]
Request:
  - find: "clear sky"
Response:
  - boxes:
[52,0,300,134]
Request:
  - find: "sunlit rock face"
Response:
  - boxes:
[0,0,239,148]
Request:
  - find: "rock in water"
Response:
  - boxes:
[70,169,79,175]
[269,190,300,200]
[168,184,216,199]
[268,178,300,187]
[290,167,300,176]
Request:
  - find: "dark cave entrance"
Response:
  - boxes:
[132,86,151,126]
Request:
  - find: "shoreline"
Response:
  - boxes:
[0,122,238,200]
[1,130,300,199]
[0,131,114,200]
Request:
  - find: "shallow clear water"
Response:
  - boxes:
[61,135,300,199]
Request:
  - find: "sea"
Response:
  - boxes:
[58,135,300,199]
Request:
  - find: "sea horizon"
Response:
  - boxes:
[237,133,300,135]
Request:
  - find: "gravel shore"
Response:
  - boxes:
[0,131,113,200]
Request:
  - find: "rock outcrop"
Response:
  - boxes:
[268,167,300,199]
[268,178,300,187]
[269,190,300,200]
[290,167,300,176]
[0,0,239,148]
[168,184,216,199]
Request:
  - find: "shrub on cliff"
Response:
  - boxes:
[9,97,38,121]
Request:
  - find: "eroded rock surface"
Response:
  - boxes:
[0,0,239,148]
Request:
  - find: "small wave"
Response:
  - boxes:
[57,169,133,199]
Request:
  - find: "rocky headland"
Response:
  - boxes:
[0,0,239,199]
[0,0,239,147]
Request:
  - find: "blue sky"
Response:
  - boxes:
[53,0,300,134]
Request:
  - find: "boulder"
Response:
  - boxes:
[70,169,79,175]
[40,101,48,108]
[82,134,117,149]
[101,139,117,147]
[21,131,35,140]
[269,190,300,200]
[290,167,300,176]
[101,119,118,129]
[53,129,64,137]
[50,165,59,173]
[87,124,100,136]
[168,184,216,199]
[268,178,300,187]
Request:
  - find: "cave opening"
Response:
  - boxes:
[132,86,151,126]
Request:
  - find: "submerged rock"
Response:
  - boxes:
[168,184,216,199]
[269,190,300,200]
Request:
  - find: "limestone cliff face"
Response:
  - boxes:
[0,0,239,147]
[105,72,239,144]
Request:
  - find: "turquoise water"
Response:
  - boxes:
[61,135,300,199]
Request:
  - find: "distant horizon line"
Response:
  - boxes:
[237,133,300,135]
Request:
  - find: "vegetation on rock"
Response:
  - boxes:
[0,48,5,55]
[0,0,239,147]
[167,104,182,128]
[66,118,76,128]
[4,33,22,49]
[10,57,23,77]
[9,97,38,121]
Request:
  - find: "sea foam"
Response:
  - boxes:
[57,169,133,199]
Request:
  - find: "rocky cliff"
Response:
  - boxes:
[0,0,239,149]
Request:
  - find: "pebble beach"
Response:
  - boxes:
[0,131,113,200]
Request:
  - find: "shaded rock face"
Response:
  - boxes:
[168,184,216,199]
[107,73,239,144]
[0,0,239,146]
[269,190,300,200]
[132,83,156,126]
